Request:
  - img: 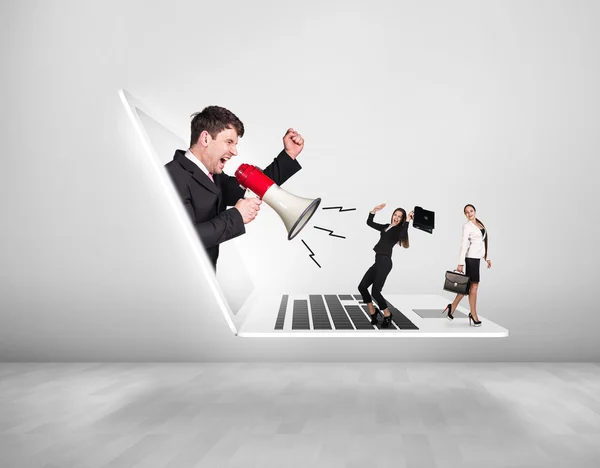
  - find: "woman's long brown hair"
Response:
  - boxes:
[392,208,410,249]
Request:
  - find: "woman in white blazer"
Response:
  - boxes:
[443,204,492,326]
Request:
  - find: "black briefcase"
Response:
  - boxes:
[413,206,435,233]
[444,270,470,295]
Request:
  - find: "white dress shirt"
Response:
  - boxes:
[185,149,212,179]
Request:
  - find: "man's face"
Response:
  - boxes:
[203,127,239,174]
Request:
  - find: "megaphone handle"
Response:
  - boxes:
[243,188,261,199]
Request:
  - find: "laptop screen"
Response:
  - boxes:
[123,91,254,317]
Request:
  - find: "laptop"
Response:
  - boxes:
[119,89,508,339]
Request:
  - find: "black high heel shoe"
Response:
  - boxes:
[443,303,454,321]
[468,313,482,327]
[381,312,393,328]
[370,308,381,325]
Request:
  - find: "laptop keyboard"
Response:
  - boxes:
[274,295,288,330]
[275,294,419,331]
[310,295,333,330]
[324,295,354,330]
[291,300,309,330]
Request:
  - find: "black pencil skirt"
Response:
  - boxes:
[465,258,481,283]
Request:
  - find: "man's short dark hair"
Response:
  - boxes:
[190,106,245,147]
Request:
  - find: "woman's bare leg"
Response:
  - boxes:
[451,294,464,313]
[468,283,479,321]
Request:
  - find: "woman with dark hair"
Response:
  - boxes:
[443,204,492,326]
[358,203,413,328]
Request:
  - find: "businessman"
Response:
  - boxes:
[165,105,304,269]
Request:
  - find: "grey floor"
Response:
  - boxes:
[1,363,599,468]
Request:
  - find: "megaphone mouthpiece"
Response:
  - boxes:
[235,163,321,240]
[235,164,274,198]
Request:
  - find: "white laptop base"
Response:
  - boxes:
[237,293,508,338]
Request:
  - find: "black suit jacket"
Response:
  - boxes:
[367,213,409,256]
[165,150,301,268]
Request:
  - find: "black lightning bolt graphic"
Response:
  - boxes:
[321,206,356,212]
[313,226,346,239]
[301,240,321,268]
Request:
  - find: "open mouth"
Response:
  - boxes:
[219,157,230,169]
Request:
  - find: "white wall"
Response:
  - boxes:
[1,0,599,361]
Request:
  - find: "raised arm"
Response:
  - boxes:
[220,150,301,207]
[367,212,388,231]
[367,203,388,231]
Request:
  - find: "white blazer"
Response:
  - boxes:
[458,221,487,265]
